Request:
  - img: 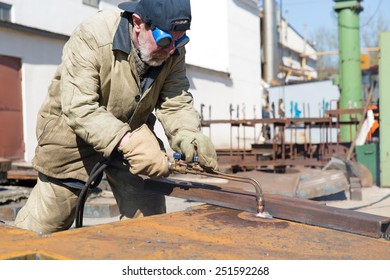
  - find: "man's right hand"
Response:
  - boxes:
[118,124,169,177]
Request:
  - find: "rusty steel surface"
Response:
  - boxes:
[2,168,388,239]
[1,205,390,260]
[144,177,390,239]
[325,108,364,117]
[200,115,363,171]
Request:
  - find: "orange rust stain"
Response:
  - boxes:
[1,205,390,260]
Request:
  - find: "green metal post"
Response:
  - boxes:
[334,0,363,142]
[379,32,390,187]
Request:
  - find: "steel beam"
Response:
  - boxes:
[144,177,390,239]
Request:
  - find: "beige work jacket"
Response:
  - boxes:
[33,10,201,182]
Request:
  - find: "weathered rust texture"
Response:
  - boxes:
[1,205,390,260]
[201,115,364,171]
[144,178,390,239]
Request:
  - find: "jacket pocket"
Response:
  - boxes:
[36,114,65,145]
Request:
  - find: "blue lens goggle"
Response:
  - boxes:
[152,27,189,49]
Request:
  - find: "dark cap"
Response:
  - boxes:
[118,0,191,32]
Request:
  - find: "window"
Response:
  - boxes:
[0,2,11,21]
[82,0,100,8]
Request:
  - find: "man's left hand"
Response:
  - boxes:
[171,130,218,170]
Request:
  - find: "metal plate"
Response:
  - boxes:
[1,205,390,260]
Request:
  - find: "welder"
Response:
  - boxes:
[14,0,217,234]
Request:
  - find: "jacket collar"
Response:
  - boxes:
[113,12,132,54]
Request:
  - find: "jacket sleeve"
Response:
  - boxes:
[60,23,129,158]
[155,49,202,142]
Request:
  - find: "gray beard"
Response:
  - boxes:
[137,32,167,67]
[138,49,165,67]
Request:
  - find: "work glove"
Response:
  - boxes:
[171,130,218,171]
[118,124,169,177]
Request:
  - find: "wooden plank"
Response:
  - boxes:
[6,169,38,181]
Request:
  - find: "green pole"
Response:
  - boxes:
[334,0,363,142]
[379,32,390,187]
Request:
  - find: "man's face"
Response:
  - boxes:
[135,21,185,66]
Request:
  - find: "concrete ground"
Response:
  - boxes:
[323,185,390,217]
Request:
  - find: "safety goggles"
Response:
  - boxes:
[152,27,189,49]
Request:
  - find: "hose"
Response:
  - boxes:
[75,158,112,228]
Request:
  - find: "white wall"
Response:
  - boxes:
[0,27,65,160]
[279,19,318,80]
[268,80,340,143]
[185,0,230,73]
[1,0,128,161]
[158,0,263,151]
[3,0,122,36]
[279,19,316,58]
